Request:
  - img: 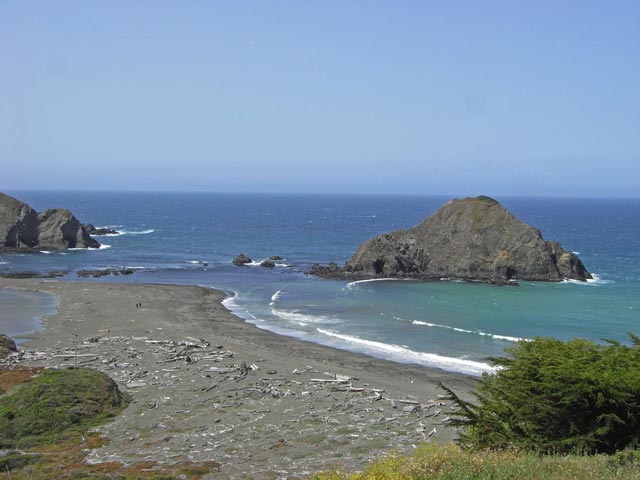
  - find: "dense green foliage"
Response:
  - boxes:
[442,334,640,454]
[0,367,129,448]
[312,443,640,480]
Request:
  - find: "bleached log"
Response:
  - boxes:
[310,378,349,384]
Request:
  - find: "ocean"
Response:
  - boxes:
[1,191,638,376]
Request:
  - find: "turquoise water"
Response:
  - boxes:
[1,192,638,375]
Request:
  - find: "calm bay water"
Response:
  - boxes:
[1,192,638,375]
[0,289,56,343]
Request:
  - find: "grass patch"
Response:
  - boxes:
[0,367,221,479]
[312,443,640,480]
[0,367,129,448]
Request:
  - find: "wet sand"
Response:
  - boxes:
[0,278,477,479]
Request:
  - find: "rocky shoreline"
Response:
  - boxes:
[0,279,476,479]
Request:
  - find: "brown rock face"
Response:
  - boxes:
[311,196,591,284]
[0,192,100,251]
[37,208,99,250]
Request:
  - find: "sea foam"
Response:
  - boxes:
[271,308,337,326]
[120,229,155,235]
[346,278,403,287]
[222,291,259,322]
[68,244,111,251]
[411,320,528,343]
[563,273,610,286]
[316,328,494,376]
[269,290,283,305]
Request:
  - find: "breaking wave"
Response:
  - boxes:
[346,278,402,287]
[316,328,494,376]
[271,308,338,326]
[563,273,610,286]
[68,244,111,251]
[122,229,154,235]
[411,320,528,342]
[269,290,283,306]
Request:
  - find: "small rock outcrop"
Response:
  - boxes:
[84,224,120,236]
[260,260,276,268]
[311,196,591,284]
[76,268,135,278]
[0,192,100,251]
[233,254,253,266]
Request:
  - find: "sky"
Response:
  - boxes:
[1,1,639,197]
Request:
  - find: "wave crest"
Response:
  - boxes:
[271,308,338,326]
[316,328,493,376]
[563,273,611,286]
[346,278,403,287]
[411,320,528,343]
[269,290,283,305]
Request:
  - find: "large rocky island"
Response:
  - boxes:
[0,192,100,251]
[311,196,591,284]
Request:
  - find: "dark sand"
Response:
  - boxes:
[0,278,477,479]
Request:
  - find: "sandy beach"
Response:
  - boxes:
[0,278,477,479]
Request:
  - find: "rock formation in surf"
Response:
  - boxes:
[311,196,591,284]
[84,224,120,236]
[233,254,253,266]
[0,192,100,251]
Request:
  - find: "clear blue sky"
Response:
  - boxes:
[1,1,638,196]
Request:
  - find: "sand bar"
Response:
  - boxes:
[0,278,477,479]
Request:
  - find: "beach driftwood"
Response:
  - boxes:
[0,279,469,480]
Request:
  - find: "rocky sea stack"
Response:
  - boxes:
[0,192,100,251]
[311,196,591,284]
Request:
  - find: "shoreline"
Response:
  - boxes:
[0,278,477,478]
[0,287,56,343]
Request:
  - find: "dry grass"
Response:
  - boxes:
[0,365,42,392]
[312,443,640,480]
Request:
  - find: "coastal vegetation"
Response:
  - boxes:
[315,334,640,479]
[312,443,640,480]
[442,334,640,454]
[0,367,129,449]
[0,367,219,479]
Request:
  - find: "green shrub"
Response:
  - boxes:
[0,452,40,472]
[0,367,129,448]
[442,334,640,454]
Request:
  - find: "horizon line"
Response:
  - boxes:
[2,187,639,200]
